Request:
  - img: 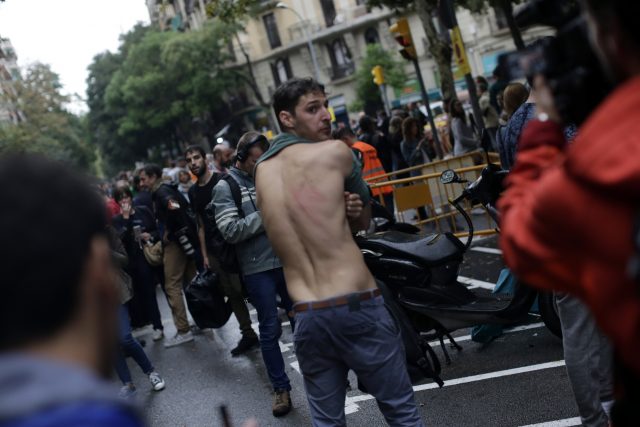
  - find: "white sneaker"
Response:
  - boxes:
[163,331,194,348]
[152,329,164,341]
[118,383,137,399]
[149,372,165,391]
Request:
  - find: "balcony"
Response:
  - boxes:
[328,62,355,80]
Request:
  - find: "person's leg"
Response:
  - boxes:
[383,192,395,217]
[244,270,290,391]
[556,293,612,427]
[294,310,350,426]
[162,242,190,334]
[208,254,257,339]
[118,305,155,375]
[273,268,295,331]
[114,305,134,385]
[340,300,424,427]
[137,256,163,331]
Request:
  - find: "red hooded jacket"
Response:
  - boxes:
[498,76,640,376]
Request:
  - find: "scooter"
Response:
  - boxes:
[356,163,561,363]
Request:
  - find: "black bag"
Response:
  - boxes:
[184,269,232,329]
[377,281,444,387]
[203,174,244,273]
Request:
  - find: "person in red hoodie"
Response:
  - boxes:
[499,1,640,424]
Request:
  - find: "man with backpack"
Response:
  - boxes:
[211,132,295,418]
[185,145,259,356]
[139,164,198,348]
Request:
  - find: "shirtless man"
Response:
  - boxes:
[255,78,423,426]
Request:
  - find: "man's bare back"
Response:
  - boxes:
[256,139,375,302]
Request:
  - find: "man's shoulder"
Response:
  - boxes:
[9,403,144,427]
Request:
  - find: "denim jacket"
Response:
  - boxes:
[212,167,281,276]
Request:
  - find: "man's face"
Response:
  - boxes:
[186,151,207,178]
[139,171,157,190]
[240,146,266,177]
[280,91,332,142]
[221,147,234,167]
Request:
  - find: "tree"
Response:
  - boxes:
[350,44,407,113]
[367,0,459,104]
[87,22,239,172]
[0,62,95,170]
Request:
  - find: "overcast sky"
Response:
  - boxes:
[0,0,150,113]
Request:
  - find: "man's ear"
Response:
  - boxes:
[82,236,119,308]
[279,110,295,130]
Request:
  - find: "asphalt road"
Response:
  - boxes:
[125,235,580,427]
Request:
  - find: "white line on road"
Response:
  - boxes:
[427,322,545,347]
[457,276,496,290]
[519,417,582,427]
[470,247,503,255]
[344,360,566,414]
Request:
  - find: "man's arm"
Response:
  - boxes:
[340,144,372,233]
[498,119,579,295]
[212,180,264,244]
[196,214,209,269]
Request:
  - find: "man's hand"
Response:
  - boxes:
[344,192,364,219]
[140,232,152,242]
[533,75,563,124]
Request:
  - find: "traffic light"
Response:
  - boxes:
[371,65,385,86]
[389,18,417,61]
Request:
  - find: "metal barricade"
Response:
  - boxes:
[367,151,500,238]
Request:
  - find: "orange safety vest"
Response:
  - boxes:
[352,141,393,197]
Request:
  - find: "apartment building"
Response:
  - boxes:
[146,0,551,130]
[0,37,22,124]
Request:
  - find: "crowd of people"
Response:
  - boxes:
[0,1,639,426]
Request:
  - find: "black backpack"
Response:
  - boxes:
[203,174,244,273]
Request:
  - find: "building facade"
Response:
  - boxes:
[0,37,23,124]
[146,0,551,131]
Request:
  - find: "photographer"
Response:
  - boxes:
[499,0,640,424]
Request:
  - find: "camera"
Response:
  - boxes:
[497,0,612,125]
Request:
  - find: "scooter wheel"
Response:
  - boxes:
[538,291,562,339]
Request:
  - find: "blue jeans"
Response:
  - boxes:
[243,268,293,391]
[115,305,154,384]
[294,295,423,427]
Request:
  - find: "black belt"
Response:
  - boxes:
[293,289,381,313]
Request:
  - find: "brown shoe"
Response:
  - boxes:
[272,389,292,417]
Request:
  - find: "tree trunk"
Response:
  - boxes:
[500,0,525,51]
[415,0,458,105]
[234,33,278,131]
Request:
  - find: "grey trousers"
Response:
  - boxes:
[293,295,424,427]
[556,293,613,427]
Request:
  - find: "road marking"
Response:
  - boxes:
[457,276,495,290]
[519,417,582,427]
[344,360,566,414]
[426,322,545,347]
[470,247,503,255]
[290,361,301,374]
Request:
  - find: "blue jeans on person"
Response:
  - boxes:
[293,295,423,427]
[115,305,154,384]
[243,268,293,392]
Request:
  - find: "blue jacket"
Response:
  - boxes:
[0,354,144,427]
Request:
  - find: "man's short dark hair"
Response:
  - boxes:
[358,115,377,134]
[0,154,107,350]
[332,127,355,141]
[113,186,133,203]
[272,77,326,130]
[142,163,162,179]
[185,145,206,158]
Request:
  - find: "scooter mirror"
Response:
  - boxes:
[440,169,459,184]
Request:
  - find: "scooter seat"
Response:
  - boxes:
[358,231,465,266]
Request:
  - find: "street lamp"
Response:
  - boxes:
[275,2,321,82]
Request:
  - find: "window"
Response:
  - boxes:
[320,0,337,27]
[364,27,379,45]
[271,57,293,86]
[263,13,282,49]
[493,6,508,30]
[327,38,354,79]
